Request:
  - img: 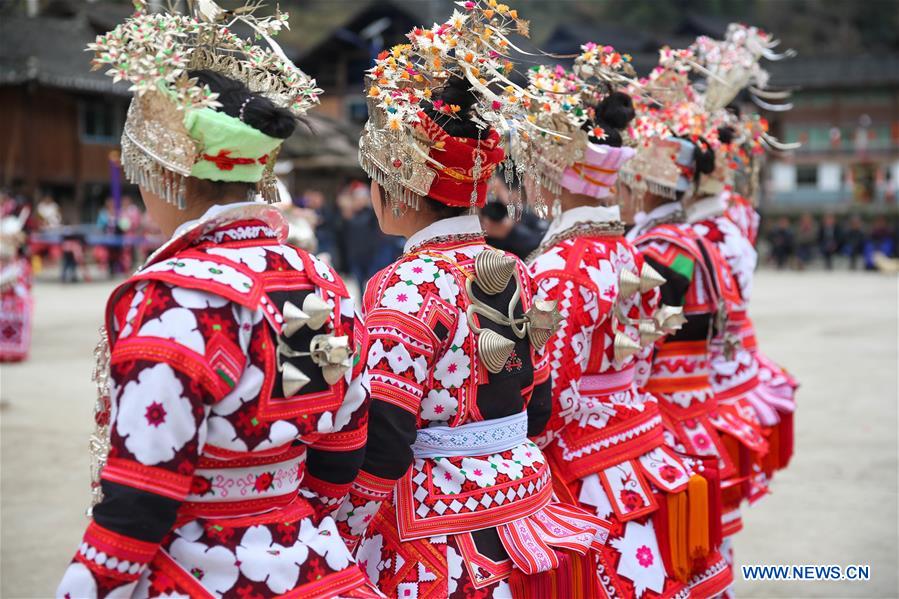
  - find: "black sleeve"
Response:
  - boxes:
[527,378,553,437]
[361,401,419,480]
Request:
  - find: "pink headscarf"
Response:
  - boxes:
[560,142,636,199]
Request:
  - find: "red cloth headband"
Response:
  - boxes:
[416,111,505,208]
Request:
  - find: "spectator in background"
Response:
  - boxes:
[480,200,543,259]
[818,213,842,270]
[302,189,339,261]
[36,195,62,229]
[60,232,84,283]
[865,215,897,269]
[768,216,795,269]
[96,198,115,232]
[843,215,866,270]
[341,181,401,289]
[795,212,818,269]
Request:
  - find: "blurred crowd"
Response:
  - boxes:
[766,212,898,271]
[6,184,899,285]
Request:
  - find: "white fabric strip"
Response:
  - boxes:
[411,412,528,458]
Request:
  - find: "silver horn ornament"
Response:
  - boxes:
[613,332,642,362]
[302,293,331,330]
[524,299,563,350]
[654,304,687,333]
[282,301,311,337]
[618,269,641,297]
[474,250,517,295]
[281,361,311,397]
[310,334,353,385]
[639,263,666,292]
[478,329,516,374]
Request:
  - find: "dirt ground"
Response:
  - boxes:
[1,270,897,598]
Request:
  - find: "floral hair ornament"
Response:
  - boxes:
[360,0,550,216]
[618,47,710,201]
[518,43,639,212]
[88,0,322,208]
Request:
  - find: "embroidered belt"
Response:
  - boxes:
[411,412,527,459]
[184,453,304,504]
[580,366,635,394]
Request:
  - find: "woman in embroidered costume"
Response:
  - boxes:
[0,206,33,362]
[335,4,608,597]
[58,4,376,598]
[617,47,773,596]
[521,47,722,599]
[684,24,799,514]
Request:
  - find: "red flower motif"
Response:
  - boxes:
[205,524,235,543]
[201,150,259,171]
[254,472,275,492]
[276,521,298,544]
[144,401,167,427]
[692,434,711,450]
[658,465,682,484]
[619,489,644,512]
[306,554,326,579]
[190,476,214,496]
[235,583,265,599]
[636,544,654,567]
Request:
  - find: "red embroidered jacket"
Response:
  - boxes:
[335,232,556,547]
[58,204,371,599]
[529,226,694,518]
[633,222,765,478]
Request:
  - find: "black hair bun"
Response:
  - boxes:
[422,74,481,139]
[693,138,716,176]
[189,69,297,139]
[717,126,736,145]
[582,91,635,147]
[598,91,635,130]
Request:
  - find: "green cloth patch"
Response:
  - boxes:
[183,107,282,183]
[670,254,695,281]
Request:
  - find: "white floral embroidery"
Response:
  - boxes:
[138,307,205,355]
[381,282,423,314]
[236,525,308,594]
[206,246,268,272]
[206,415,249,453]
[171,287,230,310]
[420,389,458,422]
[434,269,461,304]
[336,499,381,537]
[447,545,464,595]
[511,442,544,468]
[118,281,148,339]
[255,420,301,451]
[332,371,369,432]
[356,533,384,585]
[383,343,427,383]
[609,520,666,597]
[433,349,470,389]
[488,454,524,480]
[263,245,306,272]
[168,537,240,596]
[116,363,196,465]
[302,518,352,571]
[367,339,388,369]
[431,458,465,494]
[396,258,439,285]
[56,562,98,598]
[308,253,335,282]
[461,457,497,487]
[213,365,264,416]
[142,257,253,294]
